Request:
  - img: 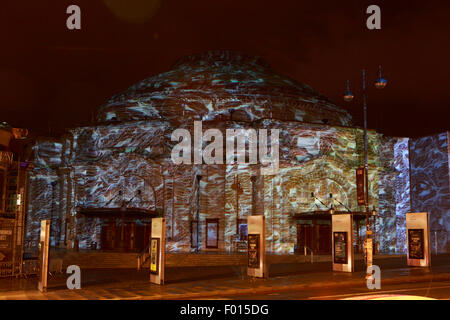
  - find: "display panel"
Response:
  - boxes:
[247,234,260,268]
[149,217,165,285]
[406,212,430,267]
[333,232,348,264]
[408,229,425,260]
[37,220,50,292]
[150,237,159,274]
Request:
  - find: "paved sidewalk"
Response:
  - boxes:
[1,255,449,300]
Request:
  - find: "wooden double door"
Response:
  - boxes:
[100,220,151,252]
[297,223,331,254]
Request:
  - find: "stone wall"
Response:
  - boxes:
[25,120,412,254]
[26,139,63,247]
[410,132,450,253]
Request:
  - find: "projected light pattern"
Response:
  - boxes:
[410,132,450,253]
[26,140,63,247]
[97,51,352,127]
[24,52,445,254]
[376,137,411,253]
[25,120,414,253]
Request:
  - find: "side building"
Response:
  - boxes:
[0,122,32,277]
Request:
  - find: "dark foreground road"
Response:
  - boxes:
[1,255,450,300]
[212,280,450,300]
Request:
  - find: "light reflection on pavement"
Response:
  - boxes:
[342,294,436,300]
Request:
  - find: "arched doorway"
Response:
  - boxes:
[73,154,163,252]
[282,163,353,255]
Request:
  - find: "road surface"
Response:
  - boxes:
[209,280,450,300]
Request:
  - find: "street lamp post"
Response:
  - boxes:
[344,66,387,276]
[362,70,371,270]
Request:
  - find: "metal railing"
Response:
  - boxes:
[0,262,20,278]
[21,259,38,278]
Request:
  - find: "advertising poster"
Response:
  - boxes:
[247,234,260,268]
[150,238,159,274]
[408,229,425,260]
[333,232,348,264]
[332,213,353,272]
[37,220,50,292]
[247,215,266,278]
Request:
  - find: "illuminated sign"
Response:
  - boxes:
[150,218,165,285]
[406,212,430,267]
[408,229,425,260]
[333,232,348,264]
[38,220,50,292]
[247,215,266,278]
[247,234,260,268]
[150,238,159,274]
[332,213,354,272]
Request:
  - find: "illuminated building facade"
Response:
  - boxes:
[24,52,449,255]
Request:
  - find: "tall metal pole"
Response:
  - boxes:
[362,70,369,214]
[11,156,20,276]
[362,69,372,274]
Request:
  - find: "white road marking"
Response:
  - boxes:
[307,284,450,299]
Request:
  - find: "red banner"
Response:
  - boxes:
[356,167,366,206]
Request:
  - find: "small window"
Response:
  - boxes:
[238,219,247,241]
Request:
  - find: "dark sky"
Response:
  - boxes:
[1,0,449,138]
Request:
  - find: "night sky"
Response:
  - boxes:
[1,0,449,138]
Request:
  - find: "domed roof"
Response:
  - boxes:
[97,51,352,126]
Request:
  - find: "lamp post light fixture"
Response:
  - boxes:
[344,66,387,275]
[343,80,355,102]
[374,65,388,89]
[329,205,335,215]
